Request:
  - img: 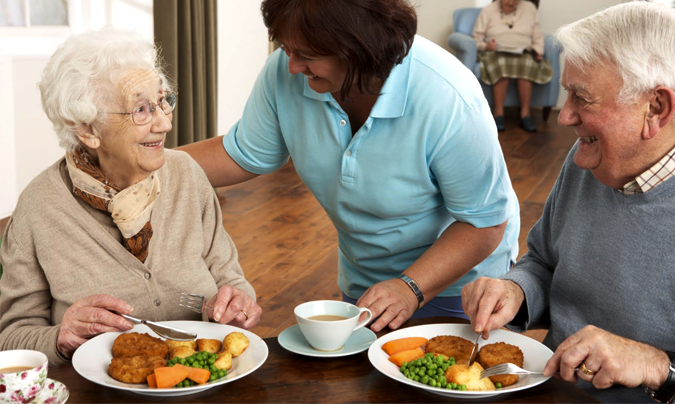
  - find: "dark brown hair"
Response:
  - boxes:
[261,0,417,100]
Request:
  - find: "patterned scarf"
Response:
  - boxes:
[65,148,161,263]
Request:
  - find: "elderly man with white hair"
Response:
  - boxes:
[461,2,675,403]
[0,28,261,366]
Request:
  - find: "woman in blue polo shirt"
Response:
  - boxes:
[181,0,520,333]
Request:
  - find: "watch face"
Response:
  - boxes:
[649,351,675,403]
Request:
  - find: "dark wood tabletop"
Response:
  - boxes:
[48,317,598,403]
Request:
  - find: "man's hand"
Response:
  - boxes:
[461,277,524,339]
[544,325,671,390]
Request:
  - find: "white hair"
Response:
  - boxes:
[38,27,173,152]
[554,1,675,103]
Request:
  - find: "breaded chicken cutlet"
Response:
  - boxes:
[108,355,166,384]
[111,332,169,358]
[425,335,474,365]
[476,342,524,387]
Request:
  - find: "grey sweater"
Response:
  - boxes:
[0,150,255,366]
[503,144,675,403]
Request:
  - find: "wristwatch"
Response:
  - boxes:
[398,274,424,309]
[645,351,675,403]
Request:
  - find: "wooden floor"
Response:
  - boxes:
[0,109,577,342]
[216,109,578,340]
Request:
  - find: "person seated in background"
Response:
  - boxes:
[0,27,261,366]
[462,2,675,403]
[472,0,553,132]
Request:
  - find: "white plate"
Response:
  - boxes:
[36,378,69,404]
[368,324,553,399]
[72,321,268,397]
[278,324,376,358]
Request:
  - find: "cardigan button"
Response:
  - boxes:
[154,299,161,306]
[144,272,151,280]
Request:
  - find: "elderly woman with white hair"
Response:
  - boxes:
[0,28,261,366]
[463,2,675,403]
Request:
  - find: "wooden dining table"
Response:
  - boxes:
[48,316,598,403]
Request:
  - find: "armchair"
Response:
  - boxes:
[447,7,561,122]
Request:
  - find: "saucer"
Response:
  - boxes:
[278,324,376,358]
[36,378,69,404]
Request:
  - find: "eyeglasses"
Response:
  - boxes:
[106,91,177,125]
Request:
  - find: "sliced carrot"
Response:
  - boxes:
[146,373,157,388]
[174,364,211,384]
[381,337,428,356]
[388,347,425,367]
[154,366,189,389]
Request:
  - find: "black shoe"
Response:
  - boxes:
[520,116,537,132]
[494,115,505,131]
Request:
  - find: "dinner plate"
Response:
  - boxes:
[36,378,69,404]
[368,323,553,399]
[72,321,268,397]
[278,324,376,358]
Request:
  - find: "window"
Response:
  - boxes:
[0,0,80,56]
[0,0,69,27]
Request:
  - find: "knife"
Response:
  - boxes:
[468,331,483,366]
[120,314,197,341]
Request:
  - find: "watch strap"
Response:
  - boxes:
[645,351,675,403]
[398,274,424,309]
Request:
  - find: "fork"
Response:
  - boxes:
[479,363,546,379]
[179,293,213,313]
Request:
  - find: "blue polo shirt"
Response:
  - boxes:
[223,35,519,298]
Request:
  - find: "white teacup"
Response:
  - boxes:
[294,300,373,352]
[0,350,48,403]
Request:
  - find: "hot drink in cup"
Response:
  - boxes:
[294,300,373,351]
[0,350,48,403]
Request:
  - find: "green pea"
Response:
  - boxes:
[429,379,437,387]
[421,376,429,384]
[495,382,502,389]
[209,375,217,382]
[427,369,436,376]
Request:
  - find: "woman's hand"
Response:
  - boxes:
[208,285,261,329]
[356,278,418,332]
[544,325,671,390]
[533,50,543,62]
[57,294,135,358]
[461,277,524,339]
[485,39,498,51]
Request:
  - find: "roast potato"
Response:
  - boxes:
[214,350,232,370]
[197,338,222,354]
[444,362,496,391]
[223,332,249,357]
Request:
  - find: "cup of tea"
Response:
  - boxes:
[294,300,373,351]
[0,349,48,403]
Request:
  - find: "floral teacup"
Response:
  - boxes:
[0,350,48,403]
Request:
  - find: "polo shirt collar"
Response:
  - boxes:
[301,40,414,118]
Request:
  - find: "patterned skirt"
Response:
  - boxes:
[479,51,554,85]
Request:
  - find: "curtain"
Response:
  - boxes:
[153,0,218,148]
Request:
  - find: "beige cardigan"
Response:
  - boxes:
[472,1,544,55]
[0,150,255,366]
